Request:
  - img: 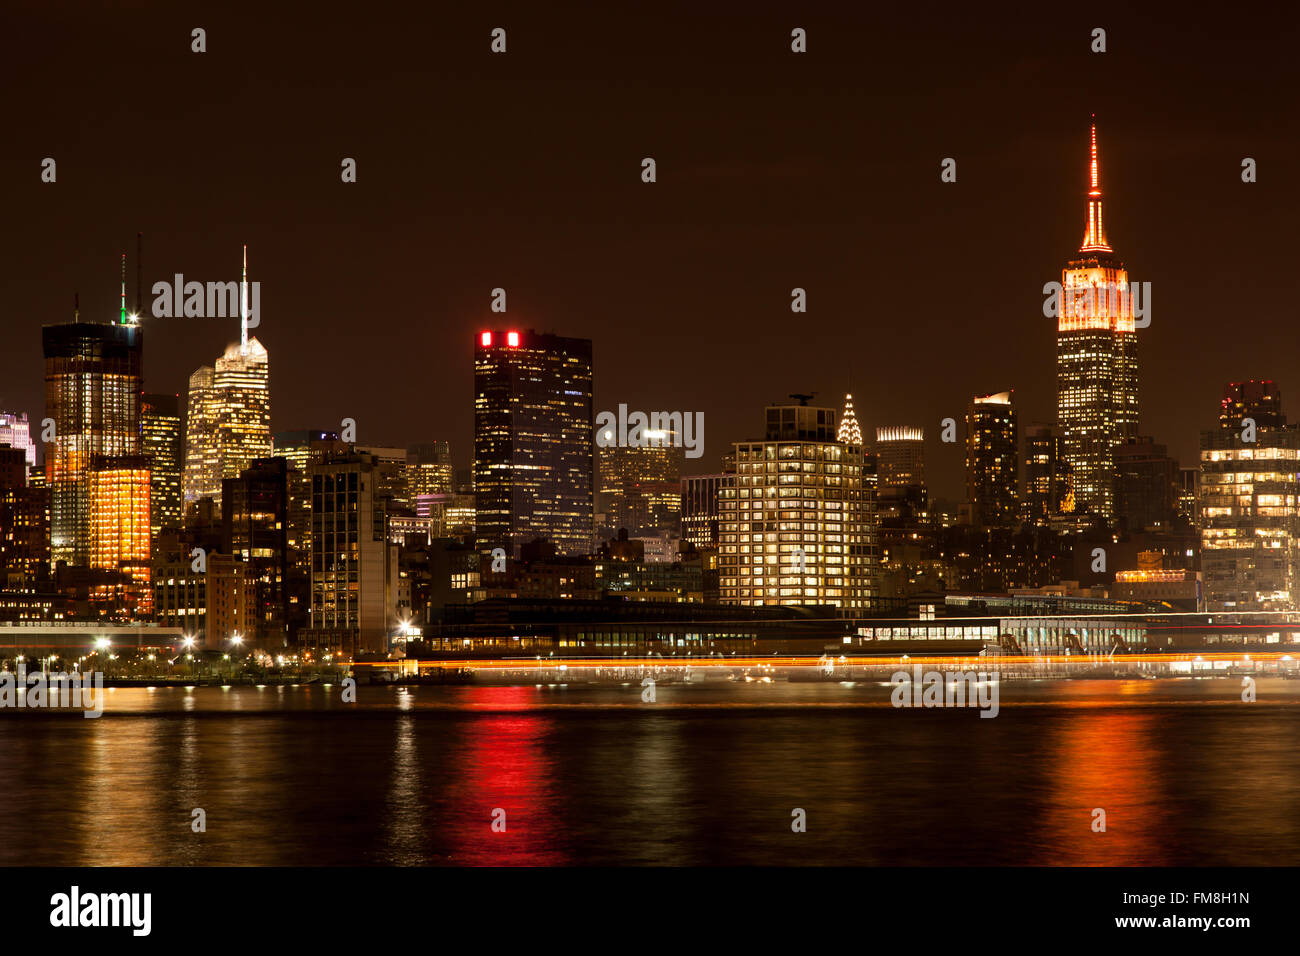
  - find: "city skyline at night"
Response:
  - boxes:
[4,2,1300,914]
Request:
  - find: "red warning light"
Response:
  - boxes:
[480,331,492,347]
[507,331,520,347]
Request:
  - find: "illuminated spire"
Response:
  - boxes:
[1080,116,1112,253]
[120,253,128,325]
[240,244,249,350]
[838,393,863,445]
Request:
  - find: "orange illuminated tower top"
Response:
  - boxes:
[1079,116,1112,254]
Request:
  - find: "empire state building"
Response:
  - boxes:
[1056,121,1139,520]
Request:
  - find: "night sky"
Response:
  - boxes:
[4,2,1297,499]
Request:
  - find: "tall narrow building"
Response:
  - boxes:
[474,329,594,557]
[184,247,271,508]
[142,392,183,539]
[965,391,1018,527]
[1056,120,1139,520]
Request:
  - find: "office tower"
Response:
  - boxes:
[184,248,271,508]
[1200,383,1300,611]
[597,441,683,537]
[719,402,873,608]
[0,413,36,473]
[1114,436,1179,531]
[0,446,48,583]
[87,455,152,617]
[875,426,927,520]
[474,329,594,557]
[43,317,143,567]
[406,441,454,497]
[1023,423,1072,523]
[184,366,220,504]
[141,393,183,540]
[302,451,396,656]
[838,393,863,445]
[965,391,1018,527]
[1056,121,1140,520]
[681,473,735,549]
[222,457,289,646]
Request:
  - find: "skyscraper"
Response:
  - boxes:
[597,441,683,537]
[1200,382,1300,611]
[875,426,927,520]
[965,391,1018,526]
[184,248,271,508]
[141,392,183,540]
[88,455,152,617]
[474,329,594,557]
[303,451,396,655]
[223,456,289,646]
[719,402,873,608]
[43,316,143,567]
[1056,121,1139,520]
[1023,423,1072,523]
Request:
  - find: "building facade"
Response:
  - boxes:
[1056,122,1139,520]
[720,403,874,608]
[965,391,1018,526]
[474,329,594,557]
[141,392,183,541]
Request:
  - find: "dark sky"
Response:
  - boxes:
[4,2,1298,499]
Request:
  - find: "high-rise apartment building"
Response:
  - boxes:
[1200,382,1300,611]
[965,391,1018,527]
[1056,122,1139,520]
[474,329,594,557]
[141,393,183,540]
[719,403,874,608]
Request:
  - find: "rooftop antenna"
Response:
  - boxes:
[240,243,249,350]
[74,292,80,321]
[119,253,127,325]
[789,392,817,406]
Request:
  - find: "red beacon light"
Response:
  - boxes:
[507,331,520,347]
[480,331,492,347]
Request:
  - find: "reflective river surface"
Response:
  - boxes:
[2,678,1298,866]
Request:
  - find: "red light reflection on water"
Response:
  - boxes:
[443,687,566,865]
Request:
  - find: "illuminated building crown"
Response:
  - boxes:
[838,393,863,445]
[1079,118,1112,254]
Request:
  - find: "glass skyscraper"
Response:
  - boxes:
[474,329,594,557]
[43,320,143,567]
